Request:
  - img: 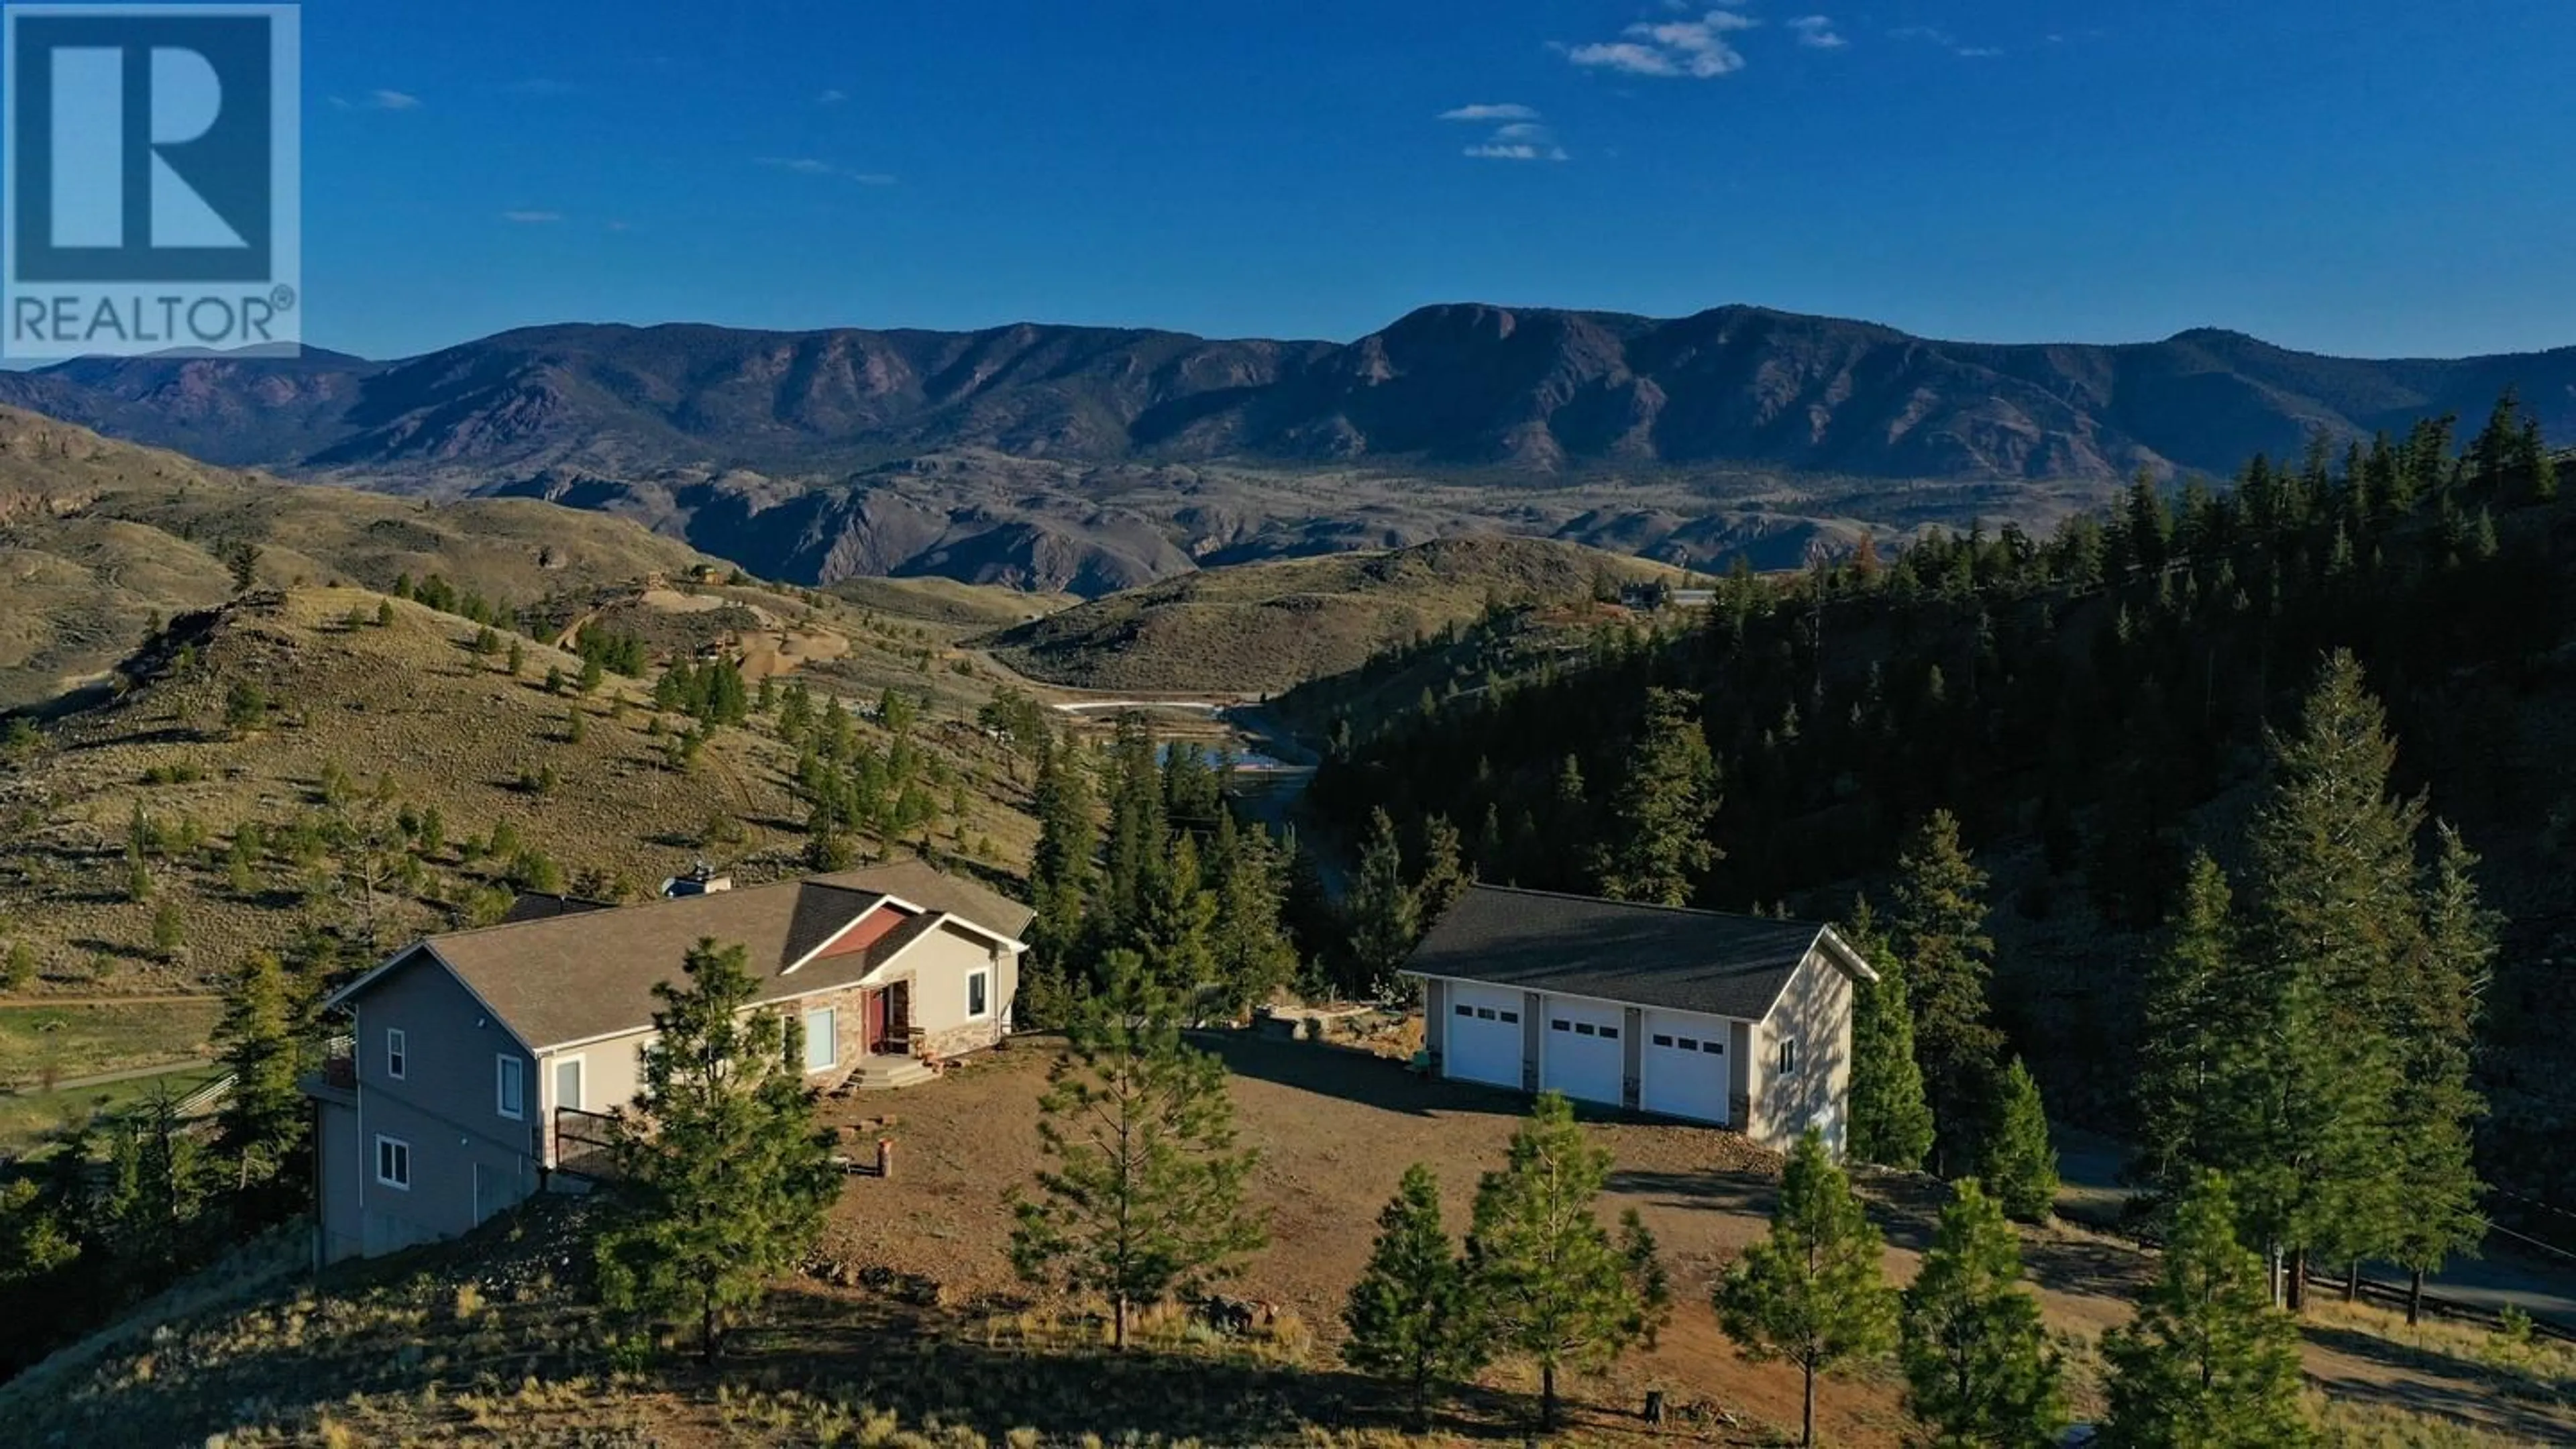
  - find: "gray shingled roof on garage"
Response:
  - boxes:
[341,861,1032,1051]
[1402,884,1861,1022]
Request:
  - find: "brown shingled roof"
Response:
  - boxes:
[375,862,1029,1051]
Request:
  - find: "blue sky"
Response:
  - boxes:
[300,1,2576,361]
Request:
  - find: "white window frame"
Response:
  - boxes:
[966,968,991,1020]
[374,1134,411,1191]
[802,1007,839,1072]
[496,1055,524,1120]
[1777,1036,1801,1077]
[384,1027,407,1081]
[551,1053,587,1114]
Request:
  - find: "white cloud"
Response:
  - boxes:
[757,157,896,184]
[366,88,422,111]
[817,88,848,105]
[1564,9,1756,78]
[1464,142,1569,162]
[1891,25,2004,57]
[500,210,563,224]
[1440,108,1570,162]
[1438,102,1541,122]
[1788,15,1848,49]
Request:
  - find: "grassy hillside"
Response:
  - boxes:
[0,406,720,710]
[982,536,1680,694]
[826,574,1079,633]
[0,580,1043,1112]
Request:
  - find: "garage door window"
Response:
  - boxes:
[1499,1009,1519,1024]
[1454,1004,1473,1017]
[1551,1019,1571,1032]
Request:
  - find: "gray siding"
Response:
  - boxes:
[1749,948,1856,1157]
[315,1098,362,1264]
[344,954,541,1256]
[1422,979,1448,1071]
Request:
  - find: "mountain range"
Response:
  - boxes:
[3,303,2567,592]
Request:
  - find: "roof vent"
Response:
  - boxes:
[661,858,733,898]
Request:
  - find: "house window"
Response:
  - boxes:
[804,1008,838,1072]
[967,969,991,1020]
[1778,1038,1800,1077]
[384,1028,406,1081]
[496,1056,524,1120]
[374,1135,411,1190]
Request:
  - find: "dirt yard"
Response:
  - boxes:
[810,1032,2571,1447]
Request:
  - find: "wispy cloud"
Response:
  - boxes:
[331,88,423,111]
[1788,15,1848,49]
[816,88,848,105]
[1440,105,1568,161]
[756,156,896,184]
[1891,25,2003,57]
[500,210,564,224]
[1564,9,1757,78]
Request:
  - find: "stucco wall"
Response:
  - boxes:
[345,956,541,1256]
[1750,949,1856,1157]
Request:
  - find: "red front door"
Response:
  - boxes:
[863,988,887,1055]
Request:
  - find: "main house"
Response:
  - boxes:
[1403,885,1876,1156]
[303,860,1033,1263]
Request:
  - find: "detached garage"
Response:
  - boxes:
[1405,884,1878,1157]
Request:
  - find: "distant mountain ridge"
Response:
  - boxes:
[2,305,2566,596]
[7,305,2567,482]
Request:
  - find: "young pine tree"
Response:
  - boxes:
[1980,1059,2059,1225]
[1208,813,1300,1019]
[1010,951,1265,1349]
[211,950,310,1208]
[2100,1173,2312,1449]
[2133,853,2247,1201]
[1464,1092,1663,1428]
[1342,1163,1487,1424]
[1900,1179,2066,1449]
[595,938,842,1363]
[1713,1130,1900,1449]
[1026,741,1099,1008]
[1134,833,1217,999]
[1345,808,1420,1002]
[1892,810,2002,1170]
[2242,650,2417,1305]
[2390,822,2494,1320]
[1840,897,1934,1171]
[1593,688,1721,906]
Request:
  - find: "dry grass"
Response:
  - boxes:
[0,998,221,1086]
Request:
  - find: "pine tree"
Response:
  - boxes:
[1010,951,1265,1348]
[1593,688,1720,906]
[1892,810,2001,1169]
[1342,1163,1487,1424]
[2241,650,2416,1305]
[1135,832,1216,998]
[1980,1059,2059,1224]
[1346,807,1420,1002]
[1094,716,1166,945]
[1026,739,1098,991]
[1464,1092,1662,1428]
[2100,1173,2312,1449]
[2522,418,2557,502]
[1900,1179,2066,1449]
[1713,1130,1900,1448]
[2134,853,2250,1201]
[1841,897,1934,1170]
[1412,814,1472,923]
[2391,823,2493,1320]
[1208,813,1299,1019]
[211,951,310,1208]
[595,938,843,1362]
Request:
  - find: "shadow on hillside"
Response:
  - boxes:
[1603,1167,1778,1219]
[2300,1322,2565,1442]
[737,1289,1579,1444]
[1199,1032,1537,1123]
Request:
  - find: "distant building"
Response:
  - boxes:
[302,860,1032,1263]
[1403,885,1875,1155]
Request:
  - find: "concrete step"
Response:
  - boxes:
[850,1056,936,1090]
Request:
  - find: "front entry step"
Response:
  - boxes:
[851,1055,936,1090]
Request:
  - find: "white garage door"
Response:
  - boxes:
[1539,997,1625,1108]
[1640,1010,1732,1124]
[1444,984,1525,1089]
